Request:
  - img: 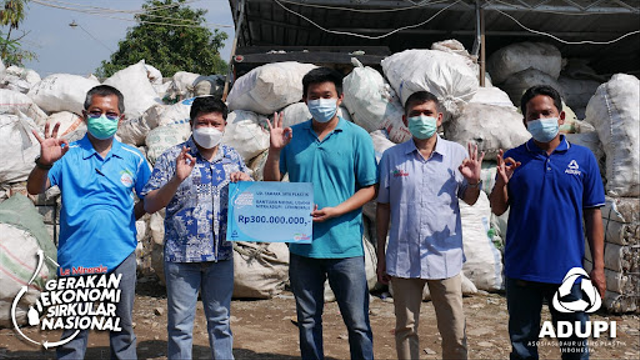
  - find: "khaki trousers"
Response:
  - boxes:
[391,274,468,360]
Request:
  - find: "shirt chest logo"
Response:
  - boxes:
[120,170,134,187]
[393,169,410,177]
[564,160,581,176]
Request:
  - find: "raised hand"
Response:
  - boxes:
[175,146,196,181]
[32,122,70,166]
[496,149,521,186]
[266,112,293,151]
[459,142,485,185]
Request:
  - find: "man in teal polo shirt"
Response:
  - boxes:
[264,67,378,360]
[28,85,150,359]
[490,85,605,360]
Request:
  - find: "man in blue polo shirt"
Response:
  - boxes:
[27,85,151,359]
[264,67,378,360]
[489,85,606,360]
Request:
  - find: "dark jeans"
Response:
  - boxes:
[289,253,374,360]
[506,277,589,360]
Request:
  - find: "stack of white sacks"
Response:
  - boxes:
[0,40,638,311]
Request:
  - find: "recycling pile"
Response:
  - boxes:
[582,74,640,314]
[1,39,638,313]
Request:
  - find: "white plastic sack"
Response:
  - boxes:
[0,112,41,183]
[103,60,160,120]
[469,86,516,109]
[499,68,564,107]
[45,111,85,140]
[193,75,226,98]
[0,66,41,94]
[156,97,193,127]
[431,39,482,83]
[444,103,530,160]
[487,42,562,84]
[27,74,100,115]
[144,63,163,85]
[0,194,57,328]
[233,242,290,299]
[0,89,48,126]
[222,110,270,161]
[227,62,317,115]
[145,122,192,167]
[165,71,201,101]
[460,192,504,291]
[585,74,640,197]
[117,104,164,146]
[381,49,478,121]
[370,130,396,163]
[343,60,410,143]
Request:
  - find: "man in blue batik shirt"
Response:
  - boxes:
[143,96,251,360]
[490,85,606,360]
[28,85,151,360]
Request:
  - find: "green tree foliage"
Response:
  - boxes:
[96,0,228,79]
[0,0,36,66]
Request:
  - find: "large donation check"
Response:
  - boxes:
[227,181,314,243]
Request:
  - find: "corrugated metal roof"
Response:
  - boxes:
[228,0,640,76]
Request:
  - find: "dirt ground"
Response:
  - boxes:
[1,276,639,360]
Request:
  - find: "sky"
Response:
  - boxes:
[19,0,236,78]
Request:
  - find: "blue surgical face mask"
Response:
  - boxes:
[407,115,438,140]
[527,117,559,143]
[87,114,119,140]
[307,98,338,123]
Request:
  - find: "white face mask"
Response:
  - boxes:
[193,126,223,149]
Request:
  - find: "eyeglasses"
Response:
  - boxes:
[87,110,119,121]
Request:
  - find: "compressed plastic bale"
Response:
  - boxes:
[381,49,478,121]
[602,196,640,224]
[27,73,100,115]
[103,60,160,120]
[342,59,410,143]
[0,194,57,328]
[0,88,49,126]
[585,74,640,197]
[248,150,268,182]
[222,110,270,162]
[499,68,565,107]
[565,131,605,180]
[487,42,562,84]
[227,62,317,115]
[0,112,41,184]
[444,103,531,161]
[459,192,504,291]
[585,240,639,273]
[584,259,638,295]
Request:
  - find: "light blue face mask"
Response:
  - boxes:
[87,115,118,140]
[527,117,559,143]
[307,98,338,123]
[407,115,438,140]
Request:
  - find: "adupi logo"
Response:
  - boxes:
[539,267,615,339]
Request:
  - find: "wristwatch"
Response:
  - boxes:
[35,156,53,170]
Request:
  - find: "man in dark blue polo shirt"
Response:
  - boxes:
[489,85,606,360]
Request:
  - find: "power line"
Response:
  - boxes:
[273,0,462,40]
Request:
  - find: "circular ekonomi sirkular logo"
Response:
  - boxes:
[552,267,602,314]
